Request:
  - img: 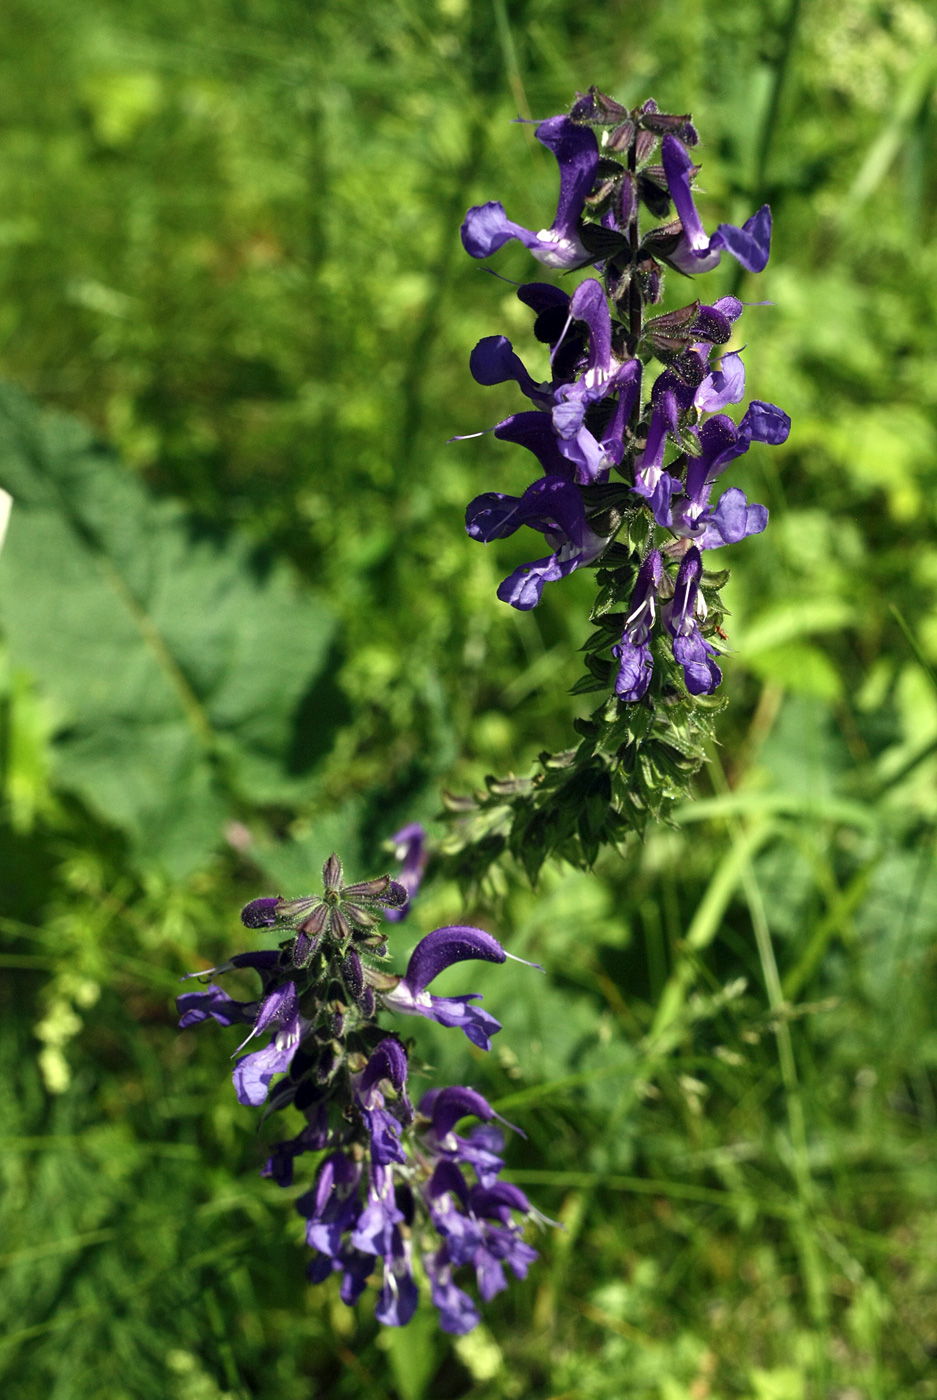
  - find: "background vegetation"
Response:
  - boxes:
[1,0,936,1396]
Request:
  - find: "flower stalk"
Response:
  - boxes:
[445,88,791,882]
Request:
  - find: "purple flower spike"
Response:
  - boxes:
[385,822,428,924]
[461,117,599,270]
[661,136,772,275]
[380,925,507,1051]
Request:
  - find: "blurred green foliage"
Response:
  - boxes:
[1,0,937,1396]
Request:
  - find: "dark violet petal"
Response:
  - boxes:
[360,1038,409,1098]
[230,949,281,973]
[516,282,570,316]
[232,1036,300,1107]
[465,490,528,544]
[430,1272,480,1336]
[469,1182,532,1220]
[470,335,547,406]
[497,554,561,611]
[693,304,732,345]
[660,135,707,249]
[672,630,723,695]
[534,114,599,239]
[460,200,542,259]
[255,981,299,1035]
[404,925,505,995]
[741,399,791,446]
[713,295,743,322]
[339,1249,375,1304]
[176,985,257,1029]
[427,1160,471,1205]
[375,1264,419,1327]
[568,278,611,371]
[430,1086,495,1139]
[341,949,363,1003]
[494,411,576,478]
[669,546,704,636]
[613,639,653,702]
[710,205,772,274]
[240,896,280,929]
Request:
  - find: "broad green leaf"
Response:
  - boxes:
[0,385,335,874]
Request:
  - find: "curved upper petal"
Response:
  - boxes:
[403,925,506,994]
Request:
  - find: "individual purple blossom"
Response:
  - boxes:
[176,983,259,1029]
[612,551,663,702]
[664,546,723,695]
[231,988,309,1107]
[660,135,771,275]
[668,404,789,545]
[378,925,507,1050]
[461,116,598,270]
[466,475,610,611]
[353,1038,412,1167]
[384,822,428,924]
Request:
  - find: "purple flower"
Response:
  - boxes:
[297,1152,364,1259]
[353,1039,412,1167]
[461,117,599,270]
[469,336,554,409]
[419,1086,510,1186]
[669,403,788,546]
[612,551,663,702]
[379,925,507,1050]
[466,475,610,611]
[425,1249,481,1335]
[384,822,428,924]
[375,1239,419,1327]
[664,546,723,695]
[633,387,681,525]
[231,990,308,1107]
[352,1163,405,1258]
[661,135,771,275]
[176,984,259,1029]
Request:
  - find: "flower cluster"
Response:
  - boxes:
[438,89,793,881]
[178,852,541,1333]
[459,89,790,698]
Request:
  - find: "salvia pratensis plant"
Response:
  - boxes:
[181,87,789,1335]
[443,87,790,883]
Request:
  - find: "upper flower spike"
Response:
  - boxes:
[461,117,599,270]
[661,136,771,275]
